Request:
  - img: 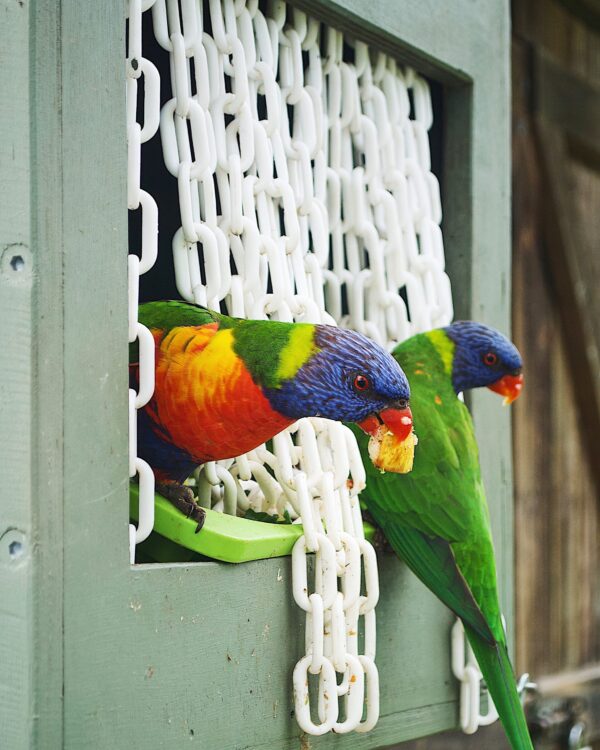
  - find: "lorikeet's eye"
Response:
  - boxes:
[353,374,371,392]
[397,398,409,409]
[483,352,498,366]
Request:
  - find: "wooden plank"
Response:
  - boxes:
[513,0,600,88]
[534,49,600,155]
[555,0,600,32]
[511,47,558,673]
[1,1,66,746]
[388,722,508,749]
[65,555,459,749]
[512,30,600,683]
[29,3,66,747]
[0,1,33,748]
[291,0,505,84]
[533,120,600,492]
[58,1,131,748]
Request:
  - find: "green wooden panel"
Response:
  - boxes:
[0,2,33,747]
[1,0,512,747]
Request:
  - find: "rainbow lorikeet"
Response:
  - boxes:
[129,300,414,527]
[349,322,531,750]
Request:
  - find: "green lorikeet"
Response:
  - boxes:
[129,300,414,527]
[350,321,531,750]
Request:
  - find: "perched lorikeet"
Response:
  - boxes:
[349,322,531,750]
[129,300,414,527]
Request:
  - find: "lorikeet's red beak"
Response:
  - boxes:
[487,372,524,405]
[358,406,414,441]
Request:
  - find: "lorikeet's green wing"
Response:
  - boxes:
[377,521,496,643]
[138,299,225,331]
[352,333,505,642]
[352,332,533,750]
[129,301,220,364]
[129,301,227,364]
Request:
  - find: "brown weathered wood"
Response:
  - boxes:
[513,0,600,86]
[387,5,600,747]
[534,50,600,166]
[511,4,600,685]
[555,0,600,32]
[512,38,555,676]
[533,121,600,493]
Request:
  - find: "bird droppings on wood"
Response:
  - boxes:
[129,600,142,612]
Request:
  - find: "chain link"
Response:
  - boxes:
[451,616,534,734]
[131,0,453,733]
[127,0,160,563]
[451,619,500,733]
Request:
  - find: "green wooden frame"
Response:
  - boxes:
[0,0,511,747]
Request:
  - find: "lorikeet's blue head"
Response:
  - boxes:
[265,325,413,440]
[444,321,523,403]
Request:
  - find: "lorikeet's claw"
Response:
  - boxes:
[362,511,393,555]
[156,482,206,533]
[371,526,393,556]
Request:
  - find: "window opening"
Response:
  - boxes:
[127,0,453,736]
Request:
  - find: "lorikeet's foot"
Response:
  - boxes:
[371,525,393,555]
[156,482,206,533]
[362,510,393,555]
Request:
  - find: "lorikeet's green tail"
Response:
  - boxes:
[465,627,533,750]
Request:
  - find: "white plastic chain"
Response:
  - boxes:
[452,618,536,734]
[131,0,454,735]
[452,619,500,734]
[127,0,160,564]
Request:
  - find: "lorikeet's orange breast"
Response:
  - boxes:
[147,324,294,463]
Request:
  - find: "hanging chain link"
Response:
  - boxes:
[452,617,537,734]
[126,0,160,564]
[131,0,452,734]
[451,619,500,733]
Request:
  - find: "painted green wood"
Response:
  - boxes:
[29,3,66,747]
[0,2,33,747]
[1,2,65,748]
[3,0,512,748]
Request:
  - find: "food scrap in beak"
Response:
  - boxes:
[358,406,413,441]
[360,405,416,474]
[487,372,524,405]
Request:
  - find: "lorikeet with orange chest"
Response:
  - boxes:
[349,322,531,750]
[129,300,414,527]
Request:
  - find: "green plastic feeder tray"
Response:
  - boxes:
[130,484,374,564]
